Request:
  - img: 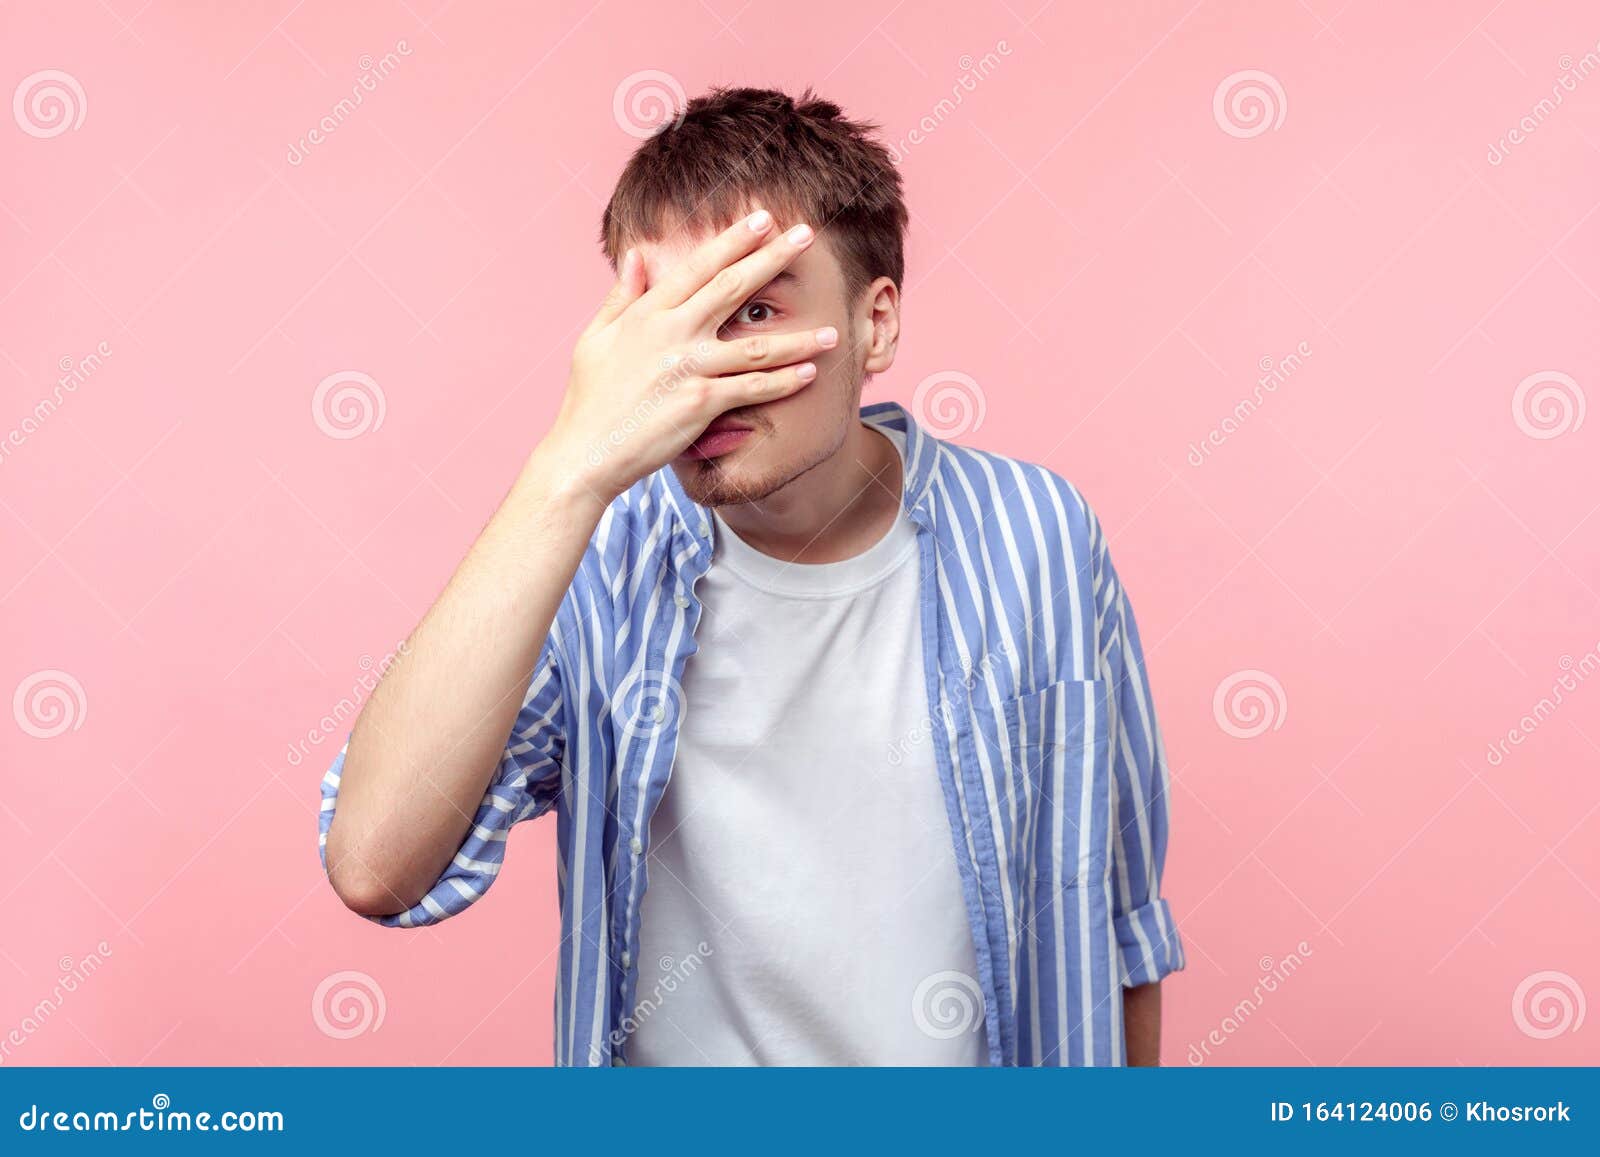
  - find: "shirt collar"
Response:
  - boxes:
[862,400,938,524]
[656,401,938,558]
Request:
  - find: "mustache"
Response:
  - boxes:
[713,404,774,432]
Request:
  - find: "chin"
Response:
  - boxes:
[673,457,789,507]
[672,440,814,507]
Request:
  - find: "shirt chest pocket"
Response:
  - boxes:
[998,678,1115,887]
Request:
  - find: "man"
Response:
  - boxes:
[319,86,1182,1066]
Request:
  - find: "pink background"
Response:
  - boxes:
[3,0,1597,1066]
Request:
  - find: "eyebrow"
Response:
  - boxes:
[751,269,801,295]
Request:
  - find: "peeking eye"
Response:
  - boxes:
[730,300,777,326]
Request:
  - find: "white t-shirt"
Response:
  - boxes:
[628,429,987,1066]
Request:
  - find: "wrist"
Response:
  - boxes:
[521,436,621,517]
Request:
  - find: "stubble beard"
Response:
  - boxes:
[676,420,838,508]
[675,359,862,509]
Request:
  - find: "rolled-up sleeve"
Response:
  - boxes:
[317,642,567,927]
[1094,531,1185,988]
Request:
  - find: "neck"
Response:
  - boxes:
[717,421,903,564]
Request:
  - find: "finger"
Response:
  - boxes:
[643,209,777,309]
[590,248,646,329]
[679,222,815,329]
[710,360,819,409]
[700,326,839,376]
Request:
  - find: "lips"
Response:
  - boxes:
[683,416,754,461]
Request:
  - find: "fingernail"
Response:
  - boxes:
[786,224,814,246]
[815,326,838,348]
[747,210,772,232]
[796,362,818,381]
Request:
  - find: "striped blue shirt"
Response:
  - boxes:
[319,401,1183,1066]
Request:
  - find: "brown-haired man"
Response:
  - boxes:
[320,87,1182,1066]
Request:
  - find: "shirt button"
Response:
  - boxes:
[674,593,689,609]
[629,837,643,855]
[652,705,666,723]
[612,1056,625,1067]
[621,950,633,968]
[698,521,712,539]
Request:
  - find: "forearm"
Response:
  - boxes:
[322,214,825,917]
[1122,980,1162,1065]
[324,444,608,914]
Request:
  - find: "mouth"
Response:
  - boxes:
[683,415,756,461]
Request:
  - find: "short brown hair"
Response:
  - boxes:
[601,86,908,301]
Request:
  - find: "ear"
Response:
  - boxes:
[858,276,901,375]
